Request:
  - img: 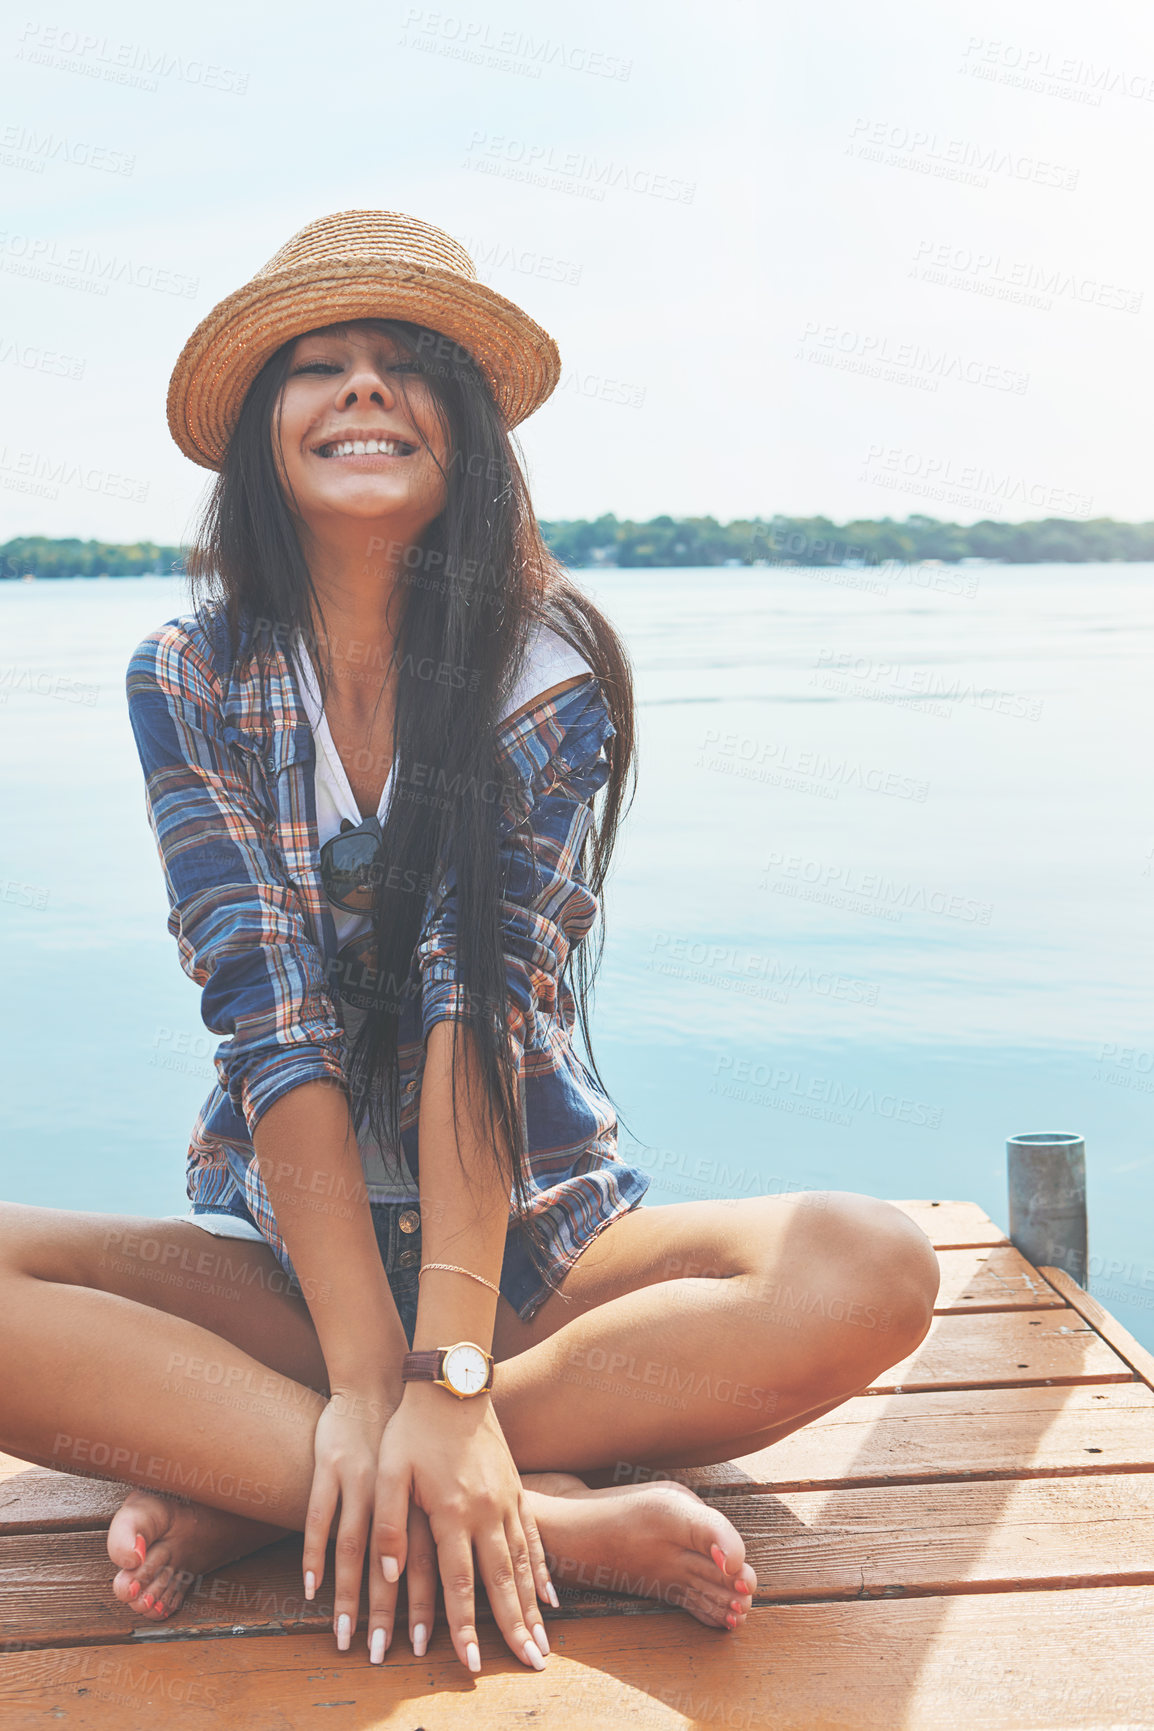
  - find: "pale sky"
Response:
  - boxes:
[1,0,1151,543]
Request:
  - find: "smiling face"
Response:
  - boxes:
[272,320,452,544]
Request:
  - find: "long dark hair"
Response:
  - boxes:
[186,318,635,1267]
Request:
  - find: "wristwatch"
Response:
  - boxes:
[401,1341,495,1399]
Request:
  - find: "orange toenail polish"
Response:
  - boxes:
[726,1614,737,1629]
[735,1579,752,1594]
[127,1581,141,1601]
[711,1544,729,1573]
[134,1534,147,1563]
[142,1595,154,1609]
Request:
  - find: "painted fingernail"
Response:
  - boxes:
[711,1543,729,1573]
[336,1612,351,1651]
[381,1555,400,1584]
[466,1641,481,1674]
[544,1580,560,1609]
[523,1638,546,1671]
[412,1622,428,1658]
[134,1534,147,1564]
[533,1622,550,1656]
[369,1626,386,1665]
[127,1580,141,1601]
[304,1570,316,1601]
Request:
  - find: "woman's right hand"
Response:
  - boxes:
[303,1384,398,1651]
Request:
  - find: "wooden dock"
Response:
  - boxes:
[2,1198,1153,1728]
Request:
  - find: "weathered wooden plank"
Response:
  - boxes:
[890,1199,1008,1249]
[1041,1265,1154,1392]
[0,1466,124,1532]
[867,1305,1134,1393]
[727,1473,1154,1602]
[1,1592,1153,1730]
[683,1382,1154,1495]
[932,1246,1065,1313]
[5,1469,1154,1647]
[0,1528,325,1649]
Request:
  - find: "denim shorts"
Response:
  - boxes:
[368,1201,423,1346]
[193,1181,581,1340]
[194,1190,435,1347]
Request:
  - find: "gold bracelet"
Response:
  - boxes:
[418,1262,501,1298]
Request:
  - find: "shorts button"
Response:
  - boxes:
[398,1209,421,1234]
[397,1246,420,1270]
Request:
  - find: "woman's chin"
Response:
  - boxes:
[297,483,443,530]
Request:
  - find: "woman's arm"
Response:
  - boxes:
[366,681,615,1671]
[409,1019,508,1350]
[126,621,346,1126]
[369,1019,551,1675]
[254,1080,410,1393]
[128,622,410,1644]
[256,1080,416,1654]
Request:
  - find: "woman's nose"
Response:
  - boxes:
[341,371,396,408]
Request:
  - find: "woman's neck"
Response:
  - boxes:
[300,523,410,722]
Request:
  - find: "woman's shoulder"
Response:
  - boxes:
[495,655,613,810]
[499,622,594,723]
[126,601,251,708]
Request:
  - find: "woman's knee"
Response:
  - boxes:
[809,1191,938,1346]
[747,1189,939,1355]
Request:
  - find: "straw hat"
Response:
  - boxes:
[167,210,562,470]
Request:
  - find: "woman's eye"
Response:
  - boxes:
[292,359,418,376]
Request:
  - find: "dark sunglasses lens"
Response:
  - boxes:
[322,830,382,913]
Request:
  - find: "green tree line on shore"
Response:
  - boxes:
[5,514,1154,580]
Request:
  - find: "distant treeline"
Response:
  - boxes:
[5,515,1154,579]
[0,538,185,579]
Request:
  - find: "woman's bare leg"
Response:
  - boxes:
[0,1190,937,1631]
[493,1191,939,1470]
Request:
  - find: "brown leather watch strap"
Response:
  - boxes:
[400,1350,443,1383]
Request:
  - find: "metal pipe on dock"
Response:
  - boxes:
[1007,1132,1087,1287]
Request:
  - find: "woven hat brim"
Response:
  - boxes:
[167,260,561,470]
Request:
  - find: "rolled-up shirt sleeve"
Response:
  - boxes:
[127,622,347,1132]
[416,677,614,1056]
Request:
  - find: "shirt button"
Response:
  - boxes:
[398,1209,421,1235]
[397,1246,420,1270]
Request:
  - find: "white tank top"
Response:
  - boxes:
[294,623,592,1201]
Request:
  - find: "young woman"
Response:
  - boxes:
[0,212,939,1676]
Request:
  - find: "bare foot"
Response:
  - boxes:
[106,1488,292,1621]
[523,1473,757,1630]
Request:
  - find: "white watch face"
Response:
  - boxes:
[442,1344,489,1395]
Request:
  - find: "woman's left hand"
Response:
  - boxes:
[369,1384,553,1672]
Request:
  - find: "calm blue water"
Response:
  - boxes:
[2,568,1151,1346]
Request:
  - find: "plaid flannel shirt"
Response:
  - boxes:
[126,604,648,1319]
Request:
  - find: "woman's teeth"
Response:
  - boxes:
[319,437,413,458]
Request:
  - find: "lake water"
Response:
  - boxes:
[2,567,1151,1347]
